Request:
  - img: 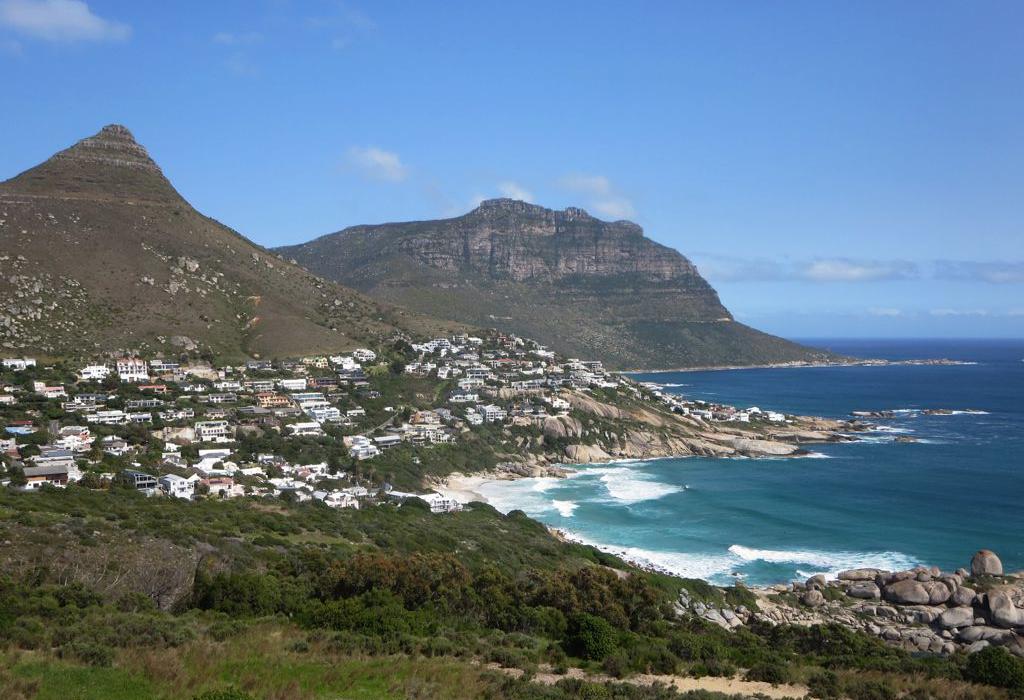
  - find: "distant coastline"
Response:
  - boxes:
[623,357,974,374]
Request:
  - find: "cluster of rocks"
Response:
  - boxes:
[790,550,1023,656]
[677,550,1023,658]
[675,588,754,630]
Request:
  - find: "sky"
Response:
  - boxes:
[1,0,1022,339]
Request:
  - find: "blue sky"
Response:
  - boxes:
[1,1,1022,338]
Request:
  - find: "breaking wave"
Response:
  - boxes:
[728,545,917,578]
[585,466,682,504]
[551,500,577,517]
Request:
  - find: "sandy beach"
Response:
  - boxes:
[434,472,501,504]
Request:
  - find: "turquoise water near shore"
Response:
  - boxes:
[476,339,1024,585]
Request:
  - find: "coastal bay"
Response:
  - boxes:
[444,339,1024,587]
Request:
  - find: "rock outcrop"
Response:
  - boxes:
[972,549,1003,576]
[678,550,1024,659]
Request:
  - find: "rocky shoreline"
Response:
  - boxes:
[681,549,1024,658]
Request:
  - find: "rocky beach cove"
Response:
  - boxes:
[682,549,1024,658]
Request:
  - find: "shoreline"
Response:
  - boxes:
[621,358,974,374]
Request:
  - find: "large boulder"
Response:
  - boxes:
[884,578,930,605]
[802,588,825,607]
[987,589,1024,629]
[847,581,881,600]
[952,586,977,607]
[939,606,975,629]
[957,625,1014,644]
[971,550,1003,576]
[925,580,952,605]
[839,568,886,581]
[806,574,827,590]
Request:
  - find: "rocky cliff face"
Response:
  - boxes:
[382,198,704,285]
[278,200,831,369]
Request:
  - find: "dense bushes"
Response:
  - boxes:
[566,613,618,661]
[964,646,1024,691]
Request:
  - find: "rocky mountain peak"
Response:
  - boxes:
[472,198,598,223]
[54,123,161,174]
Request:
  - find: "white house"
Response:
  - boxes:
[195,420,231,442]
[159,474,194,500]
[2,358,36,371]
[352,348,377,362]
[116,358,149,383]
[278,378,308,392]
[80,365,111,381]
[479,404,508,423]
[288,422,323,437]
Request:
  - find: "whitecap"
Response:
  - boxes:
[551,500,577,517]
[590,467,682,504]
[562,531,738,580]
[728,544,917,579]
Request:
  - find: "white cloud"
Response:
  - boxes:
[802,259,916,282]
[0,0,129,42]
[558,172,635,219]
[347,146,408,183]
[934,260,1024,284]
[559,174,612,196]
[497,181,533,202]
[212,31,262,46]
[591,196,636,219]
[929,308,991,317]
[866,308,903,317]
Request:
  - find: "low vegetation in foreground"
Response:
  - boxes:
[2,487,1024,699]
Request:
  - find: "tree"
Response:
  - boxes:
[7,465,27,488]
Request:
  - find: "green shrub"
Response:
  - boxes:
[565,612,617,661]
[194,690,256,700]
[964,646,1024,691]
[842,677,897,700]
[807,670,842,698]
[744,661,790,685]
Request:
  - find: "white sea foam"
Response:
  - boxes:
[728,544,917,579]
[561,531,739,580]
[871,425,915,434]
[803,451,832,459]
[585,466,682,504]
[551,500,578,517]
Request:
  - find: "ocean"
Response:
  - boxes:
[475,339,1024,585]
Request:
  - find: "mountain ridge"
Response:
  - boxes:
[0,124,456,359]
[277,200,833,369]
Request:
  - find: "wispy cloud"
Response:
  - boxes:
[224,52,258,77]
[803,259,916,282]
[0,0,129,42]
[212,31,262,46]
[347,146,409,182]
[866,307,904,317]
[928,308,991,317]
[497,181,533,202]
[695,255,1024,285]
[305,2,374,50]
[558,173,635,219]
[934,261,1024,284]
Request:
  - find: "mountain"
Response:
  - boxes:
[0,125,453,359]
[276,199,834,369]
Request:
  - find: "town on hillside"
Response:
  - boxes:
[0,332,798,511]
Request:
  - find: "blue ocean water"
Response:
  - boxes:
[477,339,1024,585]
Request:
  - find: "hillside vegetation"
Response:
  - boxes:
[2,487,1022,699]
[0,125,457,361]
